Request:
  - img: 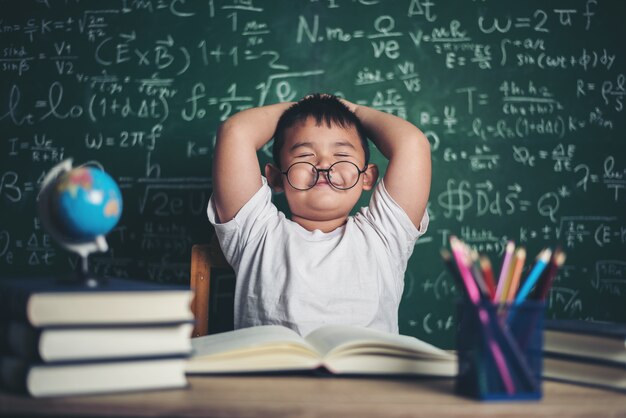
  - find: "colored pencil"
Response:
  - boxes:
[494,241,515,302]
[506,248,526,303]
[514,248,552,304]
[470,249,491,299]
[449,237,516,394]
[449,238,539,394]
[479,255,497,299]
[498,246,519,304]
[533,249,566,301]
[449,237,481,303]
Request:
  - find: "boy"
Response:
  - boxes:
[208,94,431,335]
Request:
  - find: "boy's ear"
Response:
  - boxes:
[361,163,379,191]
[264,163,285,193]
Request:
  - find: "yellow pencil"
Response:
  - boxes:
[506,248,526,303]
[498,247,517,304]
[494,241,515,302]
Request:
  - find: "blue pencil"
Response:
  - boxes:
[514,248,552,305]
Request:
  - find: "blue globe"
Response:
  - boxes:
[51,167,123,241]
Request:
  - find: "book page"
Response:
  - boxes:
[325,354,457,377]
[544,331,626,364]
[186,325,322,374]
[186,346,322,374]
[189,325,318,359]
[305,325,454,360]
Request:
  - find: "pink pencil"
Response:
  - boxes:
[494,241,515,302]
[449,237,480,302]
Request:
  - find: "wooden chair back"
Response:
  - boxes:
[190,236,232,337]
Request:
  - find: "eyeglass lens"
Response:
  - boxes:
[286,162,361,190]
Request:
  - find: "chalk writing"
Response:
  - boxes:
[1,0,624,347]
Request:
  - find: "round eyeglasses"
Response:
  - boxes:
[281,161,367,191]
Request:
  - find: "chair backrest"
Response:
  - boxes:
[189,236,233,337]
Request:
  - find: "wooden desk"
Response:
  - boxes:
[1,376,625,418]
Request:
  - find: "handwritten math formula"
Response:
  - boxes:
[1,0,624,347]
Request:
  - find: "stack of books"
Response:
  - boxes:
[0,277,194,397]
[543,319,626,392]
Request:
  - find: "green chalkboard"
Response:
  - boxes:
[1,0,625,347]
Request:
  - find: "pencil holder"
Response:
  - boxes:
[455,300,545,401]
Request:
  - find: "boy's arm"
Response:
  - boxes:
[212,102,293,223]
[348,100,432,229]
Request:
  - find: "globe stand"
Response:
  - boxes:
[76,254,105,289]
[37,159,119,289]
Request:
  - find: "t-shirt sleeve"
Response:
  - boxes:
[358,179,429,274]
[206,177,277,269]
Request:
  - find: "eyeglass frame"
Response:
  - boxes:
[280,160,368,191]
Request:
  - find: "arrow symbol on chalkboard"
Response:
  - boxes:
[119,31,136,42]
[476,181,493,191]
[157,35,175,47]
[508,183,522,193]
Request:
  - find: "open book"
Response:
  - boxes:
[185,325,456,377]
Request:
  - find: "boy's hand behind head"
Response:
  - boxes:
[337,97,359,114]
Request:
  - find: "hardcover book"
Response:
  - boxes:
[0,356,188,397]
[544,319,626,364]
[0,277,193,326]
[543,354,626,392]
[0,321,193,362]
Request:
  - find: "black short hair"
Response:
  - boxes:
[272,94,370,168]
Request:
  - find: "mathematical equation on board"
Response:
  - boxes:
[0,0,624,341]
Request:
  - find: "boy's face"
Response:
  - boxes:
[266,117,377,227]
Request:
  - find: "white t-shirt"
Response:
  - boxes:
[206,178,429,336]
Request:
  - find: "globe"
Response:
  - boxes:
[50,166,123,241]
[36,160,123,285]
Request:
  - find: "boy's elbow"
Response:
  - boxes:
[413,128,430,148]
[216,118,234,143]
[215,117,247,148]
[416,133,431,154]
[405,131,431,159]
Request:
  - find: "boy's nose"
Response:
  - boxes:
[316,156,334,170]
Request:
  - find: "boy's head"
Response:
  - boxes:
[265,94,378,231]
[272,94,370,169]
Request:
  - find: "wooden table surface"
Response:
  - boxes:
[1,376,625,418]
